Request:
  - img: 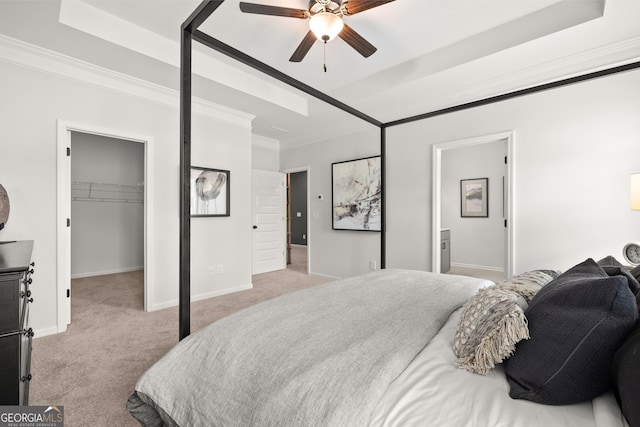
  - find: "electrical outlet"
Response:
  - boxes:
[369,260,377,270]
[303,234,306,240]
[208,266,215,275]
[217,265,223,274]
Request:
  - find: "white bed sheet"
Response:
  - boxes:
[369,308,629,427]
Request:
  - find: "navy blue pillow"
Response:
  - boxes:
[611,318,640,427]
[505,258,638,405]
[597,255,640,295]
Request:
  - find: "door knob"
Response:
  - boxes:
[253,225,258,229]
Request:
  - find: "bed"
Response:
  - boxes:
[127,264,639,427]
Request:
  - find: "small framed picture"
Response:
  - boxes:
[191,166,230,217]
[460,178,488,218]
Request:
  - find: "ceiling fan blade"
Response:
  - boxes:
[289,31,317,62]
[239,2,307,19]
[338,24,377,58]
[343,0,396,15]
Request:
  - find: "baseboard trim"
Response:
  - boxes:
[450,262,504,273]
[149,283,254,312]
[193,284,254,303]
[309,271,341,280]
[33,326,61,339]
[71,266,143,279]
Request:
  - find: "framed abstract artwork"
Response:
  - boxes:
[332,156,381,231]
[460,178,488,217]
[191,166,230,217]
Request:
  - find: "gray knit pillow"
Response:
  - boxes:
[454,287,529,375]
[454,270,557,375]
[495,270,559,303]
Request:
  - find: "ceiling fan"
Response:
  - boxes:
[238,0,396,66]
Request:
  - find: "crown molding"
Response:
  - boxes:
[252,134,280,151]
[0,34,255,126]
[452,35,640,108]
[57,0,307,117]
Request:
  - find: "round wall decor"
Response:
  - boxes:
[0,184,9,230]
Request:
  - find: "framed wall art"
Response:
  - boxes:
[332,156,381,231]
[191,166,230,217]
[460,178,488,217]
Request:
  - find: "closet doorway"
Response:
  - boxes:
[56,121,153,332]
[70,132,144,309]
[285,167,310,275]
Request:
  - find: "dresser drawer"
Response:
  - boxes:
[0,272,21,334]
[19,270,33,330]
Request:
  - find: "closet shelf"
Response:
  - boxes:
[71,181,144,203]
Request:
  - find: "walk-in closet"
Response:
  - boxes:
[70,132,145,311]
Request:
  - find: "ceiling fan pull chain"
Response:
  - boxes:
[323,40,327,72]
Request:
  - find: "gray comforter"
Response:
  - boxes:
[127,269,490,426]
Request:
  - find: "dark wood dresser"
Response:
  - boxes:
[0,240,34,405]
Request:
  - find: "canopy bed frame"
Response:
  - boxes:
[179,0,640,340]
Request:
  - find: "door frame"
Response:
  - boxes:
[56,119,153,333]
[432,131,514,277]
[282,166,311,275]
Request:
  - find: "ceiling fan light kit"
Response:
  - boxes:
[238,0,396,67]
[309,11,344,42]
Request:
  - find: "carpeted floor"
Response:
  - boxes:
[446,265,504,282]
[30,247,326,426]
[287,244,308,274]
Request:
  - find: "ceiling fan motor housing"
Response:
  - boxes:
[309,0,344,15]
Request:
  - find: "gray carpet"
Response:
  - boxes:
[30,257,326,426]
[287,244,308,274]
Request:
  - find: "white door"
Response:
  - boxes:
[252,170,286,274]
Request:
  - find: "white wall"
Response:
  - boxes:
[442,140,506,270]
[70,133,144,277]
[386,69,640,274]
[190,111,253,302]
[252,135,280,171]
[280,128,381,279]
[0,54,253,335]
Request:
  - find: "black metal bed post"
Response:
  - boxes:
[179,0,226,341]
[380,126,386,269]
[179,25,192,341]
